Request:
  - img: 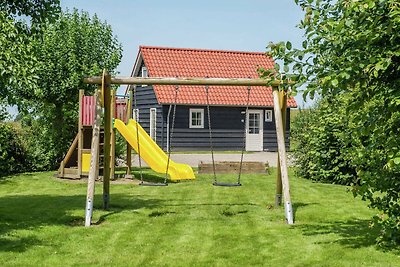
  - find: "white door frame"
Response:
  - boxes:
[150,108,157,141]
[245,109,264,151]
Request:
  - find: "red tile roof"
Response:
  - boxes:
[138,46,297,107]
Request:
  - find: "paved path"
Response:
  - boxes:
[131,152,279,167]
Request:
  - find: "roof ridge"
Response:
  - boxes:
[139,45,266,55]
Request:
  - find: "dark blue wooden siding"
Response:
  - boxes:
[164,105,244,151]
[164,105,290,151]
[131,85,165,147]
[131,83,290,152]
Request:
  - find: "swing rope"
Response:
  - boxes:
[135,85,167,186]
[237,85,252,185]
[132,86,144,184]
[205,85,217,184]
[206,84,251,187]
[164,84,180,183]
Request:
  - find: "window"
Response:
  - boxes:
[150,108,157,141]
[265,110,273,122]
[141,66,148,87]
[133,109,139,121]
[189,108,204,128]
[141,66,148,77]
[249,113,261,134]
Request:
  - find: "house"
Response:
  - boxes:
[128,46,297,152]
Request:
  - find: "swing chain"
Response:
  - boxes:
[165,84,180,183]
[238,85,251,185]
[133,85,144,183]
[205,85,217,183]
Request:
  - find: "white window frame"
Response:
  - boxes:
[150,108,157,141]
[265,110,273,122]
[189,108,204,129]
[141,66,148,87]
[133,108,139,121]
[141,66,148,77]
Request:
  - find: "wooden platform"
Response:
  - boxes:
[198,161,268,174]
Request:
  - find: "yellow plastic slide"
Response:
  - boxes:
[114,119,195,181]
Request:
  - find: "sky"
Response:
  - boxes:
[59,0,309,106]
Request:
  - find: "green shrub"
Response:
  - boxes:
[292,92,400,245]
[292,97,357,185]
[16,112,75,172]
[348,88,400,246]
[0,122,28,176]
[115,131,128,162]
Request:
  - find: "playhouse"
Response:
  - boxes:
[58,90,127,179]
[58,87,195,182]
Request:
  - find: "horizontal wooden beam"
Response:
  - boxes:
[83,76,294,86]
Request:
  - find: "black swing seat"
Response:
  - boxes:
[139,181,168,186]
[213,182,242,187]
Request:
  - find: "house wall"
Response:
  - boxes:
[163,105,290,152]
[130,85,165,147]
[264,108,291,151]
[131,81,290,152]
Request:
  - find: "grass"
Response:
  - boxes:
[0,169,399,266]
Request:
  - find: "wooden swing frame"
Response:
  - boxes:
[83,71,294,226]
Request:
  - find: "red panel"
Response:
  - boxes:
[115,98,128,123]
[81,95,95,126]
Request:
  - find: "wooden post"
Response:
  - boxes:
[272,87,293,224]
[110,89,116,180]
[58,133,79,177]
[59,161,65,177]
[84,91,102,227]
[63,134,79,163]
[275,90,287,207]
[78,89,84,177]
[102,70,112,210]
[125,88,133,178]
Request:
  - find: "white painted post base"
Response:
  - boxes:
[285,201,294,224]
[85,199,93,227]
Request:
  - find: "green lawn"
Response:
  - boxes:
[0,169,399,266]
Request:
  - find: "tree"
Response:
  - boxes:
[0,1,60,25]
[19,9,122,170]
[0,0,60,105]
[262,0,400,244]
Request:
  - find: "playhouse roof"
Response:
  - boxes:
[135,46,297,107]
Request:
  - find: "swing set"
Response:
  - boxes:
[82,70,294,227]
[132,82,248,187]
